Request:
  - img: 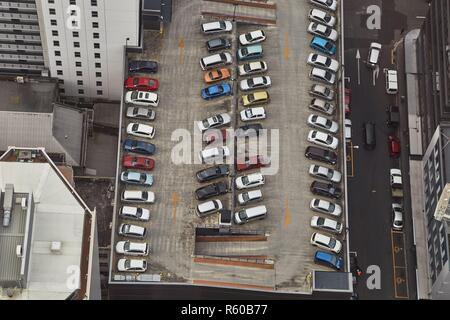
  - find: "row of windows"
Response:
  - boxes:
[49,0,98,4]
[60,88,103,95]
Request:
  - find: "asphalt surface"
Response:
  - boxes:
[343,0,429,300]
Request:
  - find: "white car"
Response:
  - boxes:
[310,0,338,12]
[311,216,343,234]
[126,107,155,121]
[310,198,342,218]
[309,84,335,101]
[119,206,150,221]
[235,172,265,190]
[309,164,342,183]
[197,113,231,132]
[239,29,266,46]
[201,20,232,34]
[309,98,335,115]
[121,190,155,204]
[197,199,223,217]
[199,146,231,163]
[308,8,336,27]
[237,189,263,205]
[115,241,149,256]
[307,53,339,73]
[117,258,147,272]
[308,130,339,150]
[240,107,266,122]
[367,42,382,68]
[344,119,352,140]
[307,114,338,133]
[310,232,342,254]
[392,203,403,230]
[308,22,338,42]
[238,61,268,76]
[239,76,271,91]
[310,67,336,84]
[125,91,159,107]
[127,123,155,139]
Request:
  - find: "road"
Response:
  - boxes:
[343,0,429,300]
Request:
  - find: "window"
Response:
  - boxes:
[94,52,100,59]
[74,42,80,48]
[92,11,98,18]
[96,72,102,77]
[97,90,103,95]
[58,79,64,84]
[96,81,102,86]
[48,0,55,3]
[95,62,101,68]
[74,52,81,58]
[56,60,62,66]
[78,89,84,94]
[51,19,57,26]
[92,22,99,28]
[76,71,82,76]
[76,61,82,67]
[70,0,76,4]
[57,70,63,75]
[77,80,83,85]
[93,32,99,39]
[52,30,58,36]
[53,40,59,46]
[73,31,79,38]
[94,43,100,49]
[49,8,56,15]
[55,50,61,57]
[91,0,97,6]
[59,88,65,94]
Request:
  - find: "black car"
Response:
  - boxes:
[128,60,158,74]
[386,105,399,127]
[362,122,376,150]
[235,123,263,138]
[206,37,231,52]
[195,181,228,200]
[305,146,337,165]
[310,181,342,199]
[196,165,230,183]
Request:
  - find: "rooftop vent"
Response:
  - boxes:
[50,241,62,254]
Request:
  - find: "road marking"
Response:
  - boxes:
[284,32,290,60]
[172,192,178,221]
[346,141,355,177]
[356,49,361,85]
[372,65,380,86]
[283,197,291,227]
[178,38,185,64]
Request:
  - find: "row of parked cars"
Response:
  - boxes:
[305,0,345,271]
[115,60,161,273]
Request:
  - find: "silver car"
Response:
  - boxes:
[392,203,403,230]
[309,164,342,183]
[307,114,339,133]
[309,84,335,101]
[126,106,155,121]
[310,198,342,218]
[309,98,335,115]
[311,216,343,234]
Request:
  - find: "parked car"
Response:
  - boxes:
[118,223,146,238]
[310,36,337,55]
[310,198,342,218]
[310,181,342,199]
[238,60,268,76]
[234,205,267,225]
[309,67,336,84]
[385,69,398,94]
[201,20,232,34]
[196,199,223,217]
[129,60,158,74]
[235,123,263,138]
[237,44,263,61]
[204,68,231,83]
[123,139,155,156]
[307,53,339,72]
[308,22,338,42]
[206,37,231,52]
[195,181,228,200]
[388,135,400,158]
[307,114,338,133]
[126,107,155,121]
[308,130,339,150]
[309,164,342,183]
[125,91,159,107]
[127,123,155,139]
[124,76,158,91]
[197,113,231,132]
[116,241,150,256]
[203,128,230,145]
[240,107,266,122]
[239,29,266,46]
[196,165,230,183]
[392,203,404,230]
[236,155,269,172]
[235,172,265,190]
[199,146,231,163]
[237,189,263,206]
[239,76,271,91]
[363,121,376,150]
[117,258,147,272]
[309,84,335,101]
[121,190,155,204]
[309,98,335,115]
[200,52,233,70]
[305,146,338,165]
[344,119,352,140]
[308,8,336,27]
[310,232,342,254]
[120,170,153,186]
[201,82,232,100]
[119,206,150,221]
[242,91,270,107]
[386,105,400,127]
[311,216,343,234]
[345,87,351,114]
[310,0,338,12]
[367,42,382,68]
[314,250,343,270]
[122,154,154,171]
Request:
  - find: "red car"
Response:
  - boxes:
[122,154,155,171]
[124,76,158,91]
[203,128,230,145]
[236,155,270,172]
[345,88,351,115]
[388,135,400,158]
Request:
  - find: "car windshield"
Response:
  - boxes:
[241,176,250,185]
[323,15,331,22]
[131,91,138,99]
[244,63,254,72]
[219,21,225,29]
[324,57,331,66]
[245,109,253,117]
[325,119,332,128]
[242,193,250,202]
[124,260,131,269]
[325,42,333,50]
[245,33,253,41]
[202,119,209,127]
[140,174,146,183]
[317,217,325,226]
[325,72,332,81]
[124,242,131,251]
[241,48,248,55]
[132,123,139,131]
[133,78,139,85]
[247,78,255,86]
[326,135,333,144]
[329,238,336,248]
[247,94,255,102]
[238,211,248,220]
[328,203,335,211]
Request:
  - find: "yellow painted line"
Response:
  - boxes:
[178,38,185,64]
[283,32,290,60]
[172,192,178,221]
[391,230,410,299]
[283,197,291,227]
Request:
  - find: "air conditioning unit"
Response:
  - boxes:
[50,241,62,253]
[16,76,24,84]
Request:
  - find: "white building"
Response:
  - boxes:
[35,0,141,101]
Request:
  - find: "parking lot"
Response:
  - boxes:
[111,0,346,294]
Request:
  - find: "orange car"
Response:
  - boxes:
[204,68,231,83]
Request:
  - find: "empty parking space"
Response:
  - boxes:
[391,230,409,299]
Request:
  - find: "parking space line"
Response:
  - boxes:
[178,38,185,65]
[283,197,291,228]
[172,192,178,221]
[391,230,409,299]
[346,141,355,177]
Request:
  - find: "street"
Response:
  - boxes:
[343,0,429,299]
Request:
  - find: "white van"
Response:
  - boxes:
[385,69,398,95]
[234,205,267,225]
[200,52,233,70]
[237,189,263,205]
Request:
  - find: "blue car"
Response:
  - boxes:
[314,250,343,270]
[310,36,337,56]
[121,170,154,186]
[201,82,232,100]
[123,139,156,156]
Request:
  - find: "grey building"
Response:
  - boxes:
[143,0,172,30]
